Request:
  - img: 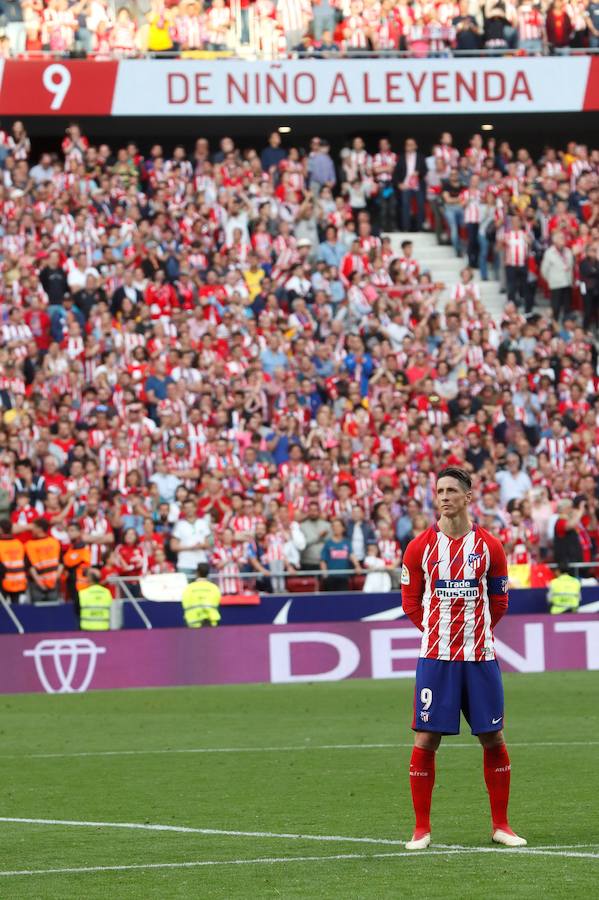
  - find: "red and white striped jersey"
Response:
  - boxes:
[265,531,287,562]
[378,538,402,566]
[503,229,529,267]
[401,524,508,662]
[397,255,420,280]
[279,461,311,501]
[106,452,140,491]
[205,6,230,44]
[372,150,397,183]
[465,344,485,369]
[80,514,113,566]
[568,157,592,190]
[175,13,204,48]
[277,0,311,32]
[227,514,261,536]
[211,543,245,595]
[517,5,543,40]
[461,188,482,224]
[433,143,459,175]
[537,434,572,469]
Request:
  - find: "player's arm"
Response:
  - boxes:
[488,537,509,628]
[400,538,425,631]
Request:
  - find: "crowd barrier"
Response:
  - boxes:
[8,614,599,694]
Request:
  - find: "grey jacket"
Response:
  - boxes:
[300,518,332,568]
[540,246,573,290]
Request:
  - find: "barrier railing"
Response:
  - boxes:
[5,47,599,61]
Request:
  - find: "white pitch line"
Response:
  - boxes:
[0,850,490,878]
[12,740,599,760]
[1,817,599,863]
[0,817,407,845]
[533,843,599,850]
[1,845,599,879]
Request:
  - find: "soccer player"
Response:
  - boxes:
[401,467,526,850]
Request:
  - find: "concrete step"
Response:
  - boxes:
[385,229,504,322]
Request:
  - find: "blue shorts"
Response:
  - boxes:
[412,658,504,736]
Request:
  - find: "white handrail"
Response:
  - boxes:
[0,593,24,634]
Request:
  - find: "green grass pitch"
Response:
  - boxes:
[0,671,597,898]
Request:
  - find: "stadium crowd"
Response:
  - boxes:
[0,121,596,602]
[1,0,599,57]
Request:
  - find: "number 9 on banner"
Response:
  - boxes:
[42,64,72,110]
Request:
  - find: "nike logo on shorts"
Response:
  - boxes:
[492,717,502,724]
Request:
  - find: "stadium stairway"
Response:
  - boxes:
[387,231,505,323]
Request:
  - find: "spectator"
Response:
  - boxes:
[579,243,599,330]
[545,0,572,48]
[113,527,148,580]
[553,497,591,573]
[40,250,68,310]
[307,139,336,195]
[212,527,246,595]
[441,168,465,255]
[261,130,287,173]
[146,0,174,52]
[588,0,599,47]
[484,2,511,50]
[362,542,393,592]
[320,517,355,591]
[540,231,574,322]
[347,505,376,566]
[393,138,428,232]
[496,452,533,507]
[300,500,331,569]
[501,215,531,311]
[170,498,212,578]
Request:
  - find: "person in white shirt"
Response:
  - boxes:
[380,310,411,350]
[30,153,54,184]
[149,459,182,504]
[67,252,100,292]
[362,543,393,593]
[170,498,213,576]
[224,196,252,245]
[496,452,532,507]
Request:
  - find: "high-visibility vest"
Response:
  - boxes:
[63,545,91,591]
[0,538,26,594]
[547,573,581,615]
[25,536,61,589]
[78,583,112,631]
[181,579,221,628]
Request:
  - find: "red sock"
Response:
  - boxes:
[409,747,435,837]
[484,744,511,831]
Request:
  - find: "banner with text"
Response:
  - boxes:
[3,614,598,695]
[0,57,598,116]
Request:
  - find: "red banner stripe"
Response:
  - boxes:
[0,60,117,116]
[583,56,599,111]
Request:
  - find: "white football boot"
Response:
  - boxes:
[405,832,431,850]
[492,828,527,847]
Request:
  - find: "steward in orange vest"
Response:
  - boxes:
[0,518,26,602]
[63,522,91,615]
[25,519,63,603]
